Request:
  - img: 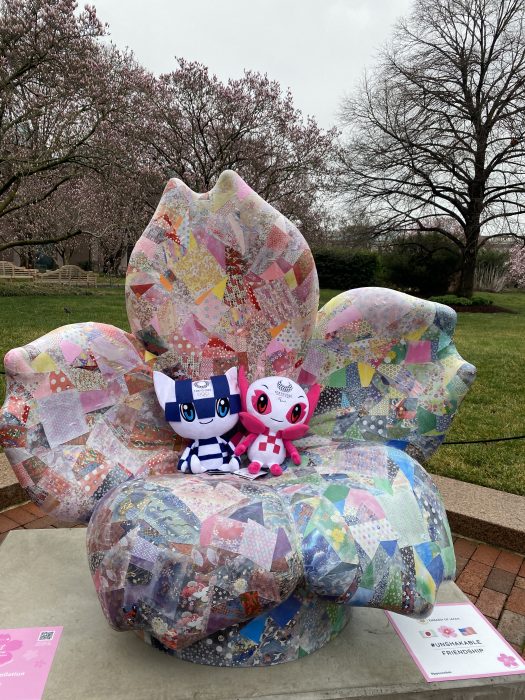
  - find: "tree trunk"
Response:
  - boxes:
[457,225,480,297]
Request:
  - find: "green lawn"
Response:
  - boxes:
[1,286,524,495]
[426,291,525,496]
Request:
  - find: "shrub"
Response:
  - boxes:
[312,248,380,289]
[470,295,493,306]
[476,247,509,269]
[429,294,493,307]
[0,282,95,297]
[475,248,509,291]
[474,264,508,292]
[379,233,461,297]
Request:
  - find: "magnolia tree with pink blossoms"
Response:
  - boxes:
[0,2,337,268]
[146,59,338,239]
[509,245,525,287]
[0,0,157,257]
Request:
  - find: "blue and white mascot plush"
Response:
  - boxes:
[153,367,241,474]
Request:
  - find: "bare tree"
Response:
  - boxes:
[339,0,525,296]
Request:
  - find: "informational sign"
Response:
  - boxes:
[0,627,62,700]
[386,603,525,683]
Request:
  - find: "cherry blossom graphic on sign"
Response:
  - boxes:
[0,633,22,666]
[497,653,519,668]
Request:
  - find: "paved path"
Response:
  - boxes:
[454,536,525,658]
[1,502,524,661]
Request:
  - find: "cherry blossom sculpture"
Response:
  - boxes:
[0,171,475,666]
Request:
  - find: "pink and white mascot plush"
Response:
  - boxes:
[235,367,321,476]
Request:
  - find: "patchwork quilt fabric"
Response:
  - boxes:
[304,289,476,460]
[87,442,454,666]
[125,170,318,380]
[0,323,179,522]
[0,170,474,666]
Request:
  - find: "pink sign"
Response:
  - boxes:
[0,627,62,700]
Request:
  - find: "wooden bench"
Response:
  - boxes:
[0,261,38,280]
[38,265,97,287]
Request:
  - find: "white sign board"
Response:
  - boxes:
[386,603,525,683]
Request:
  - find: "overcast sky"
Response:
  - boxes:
[92,0,413,129]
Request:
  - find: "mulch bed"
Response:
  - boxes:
[451,304,514,313]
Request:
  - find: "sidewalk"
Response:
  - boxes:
[1,500,524,660]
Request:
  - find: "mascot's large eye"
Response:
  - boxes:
[287,402,306,424]
[252,389,272,414]
[257,394,268,413]
[216,397,230,418]
[181,403,196,422]
[257,392,269,414]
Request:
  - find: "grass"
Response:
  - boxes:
[0,285,524,496]
[318,288,525,496]
[426,290,525,497]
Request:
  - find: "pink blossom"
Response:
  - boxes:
[0,633,23,666]
[509,245,525,288]
[497,653,518,668]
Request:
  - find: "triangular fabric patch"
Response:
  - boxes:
[324,483,349,504]
[31,352,57,373]
[270,321,288,339]
[272,527,292,559]
[131,284,153,297]
[268,595,302,627]
[380,540,397,557]
[212,277,227,300]
[427,554,444,584]
[230,501,264,526]
[358,362,375,387]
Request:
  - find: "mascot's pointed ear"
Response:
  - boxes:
[305,383,321,424]
[238,365,249,411]
[225,366,238,393]
[153,371,174,410]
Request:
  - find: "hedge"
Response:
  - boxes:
[312,248,380,290]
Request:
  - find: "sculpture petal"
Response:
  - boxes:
[0,323,181,523]
[86,440,455,665]
[299,288,476,460]
[126,170,319,380]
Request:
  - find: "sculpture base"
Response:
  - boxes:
[142,587,351,666]
[2,530,525,699]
